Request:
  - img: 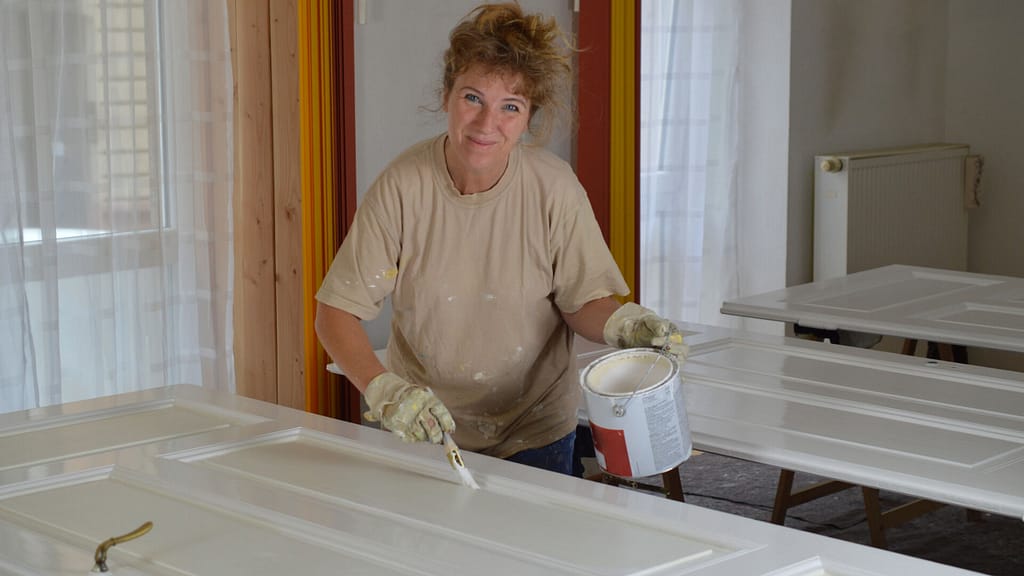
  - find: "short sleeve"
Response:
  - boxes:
[550,180,629,313]
[315,172,403,321]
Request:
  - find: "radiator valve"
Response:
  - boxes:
[820,157,844,173]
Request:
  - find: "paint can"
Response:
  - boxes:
[579,348,692,479]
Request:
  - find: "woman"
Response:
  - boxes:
[315,2,685,475]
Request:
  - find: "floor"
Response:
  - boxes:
[590,451,1024,576]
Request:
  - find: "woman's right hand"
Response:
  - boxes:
[363,372,455,443]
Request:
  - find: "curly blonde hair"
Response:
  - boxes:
[442,2,574,144]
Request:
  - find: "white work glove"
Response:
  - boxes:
[603,302,689,362]
[363,372,456,444]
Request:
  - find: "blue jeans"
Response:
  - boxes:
[505,430,576,476]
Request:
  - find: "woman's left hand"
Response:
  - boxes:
[603,302,689,362]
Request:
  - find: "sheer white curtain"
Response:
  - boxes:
[0,0,234,413]
[640,0,741,325]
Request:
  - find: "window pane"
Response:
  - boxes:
[31,0,162,238]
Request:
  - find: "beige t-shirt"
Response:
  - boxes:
[317,134,628,458]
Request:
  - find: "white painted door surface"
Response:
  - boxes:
[720,264,1024,352]
[678,330,1024,519]
[0,401,264,472]
[0,384,987,575]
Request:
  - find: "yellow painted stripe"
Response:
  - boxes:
[623,2,636,298]
[298,0,338,414]
[609,0,636,301]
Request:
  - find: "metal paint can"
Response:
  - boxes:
[580,348,692,479]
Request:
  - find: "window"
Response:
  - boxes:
[2,0,234,413]
[15,0,163,246]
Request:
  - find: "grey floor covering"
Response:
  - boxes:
[603,451,1023,576]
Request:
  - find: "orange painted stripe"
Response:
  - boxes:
[298,0,339,415]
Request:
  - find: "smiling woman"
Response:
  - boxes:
[314,2,683,476]
[442,65,531,194]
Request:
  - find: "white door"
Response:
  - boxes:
[0,384,990,575]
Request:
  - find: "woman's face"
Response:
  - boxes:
[443,64,531,192]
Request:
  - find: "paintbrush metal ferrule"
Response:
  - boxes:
[442,431,465,468]
[446,444,465,469]
[443,432,480,490]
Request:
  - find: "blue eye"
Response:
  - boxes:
[464,93,481,104]
[503,103,521,113]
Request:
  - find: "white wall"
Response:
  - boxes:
[786,0,948,287]
[352,1,573,347]
[946,0,1024,279]
[945,0,1024,371]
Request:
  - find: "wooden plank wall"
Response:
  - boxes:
[270,0,305,410]
[228,0,305,409]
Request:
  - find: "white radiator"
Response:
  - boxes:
[813,143,972,281]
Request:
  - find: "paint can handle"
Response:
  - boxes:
[612,348,668,417]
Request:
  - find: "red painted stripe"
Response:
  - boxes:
[577,0,612,243]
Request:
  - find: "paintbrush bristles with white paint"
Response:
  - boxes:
[443,431,480,490]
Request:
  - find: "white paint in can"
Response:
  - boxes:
[580,348,692,479]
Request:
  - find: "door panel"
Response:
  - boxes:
[0,402,263,472]
[181,430,731,575]
[0,469,411,576]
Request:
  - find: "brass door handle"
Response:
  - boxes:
[92,521,153,573]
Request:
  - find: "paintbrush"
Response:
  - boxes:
[443,431,480,490]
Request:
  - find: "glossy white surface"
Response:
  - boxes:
[1,469,413,575]
[0,384,985,575]
[182,431,723,574]
[720,264,1024,352]
[676,330,1024,520]
[0,401,263,472]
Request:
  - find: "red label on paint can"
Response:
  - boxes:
[589,421,632,477]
